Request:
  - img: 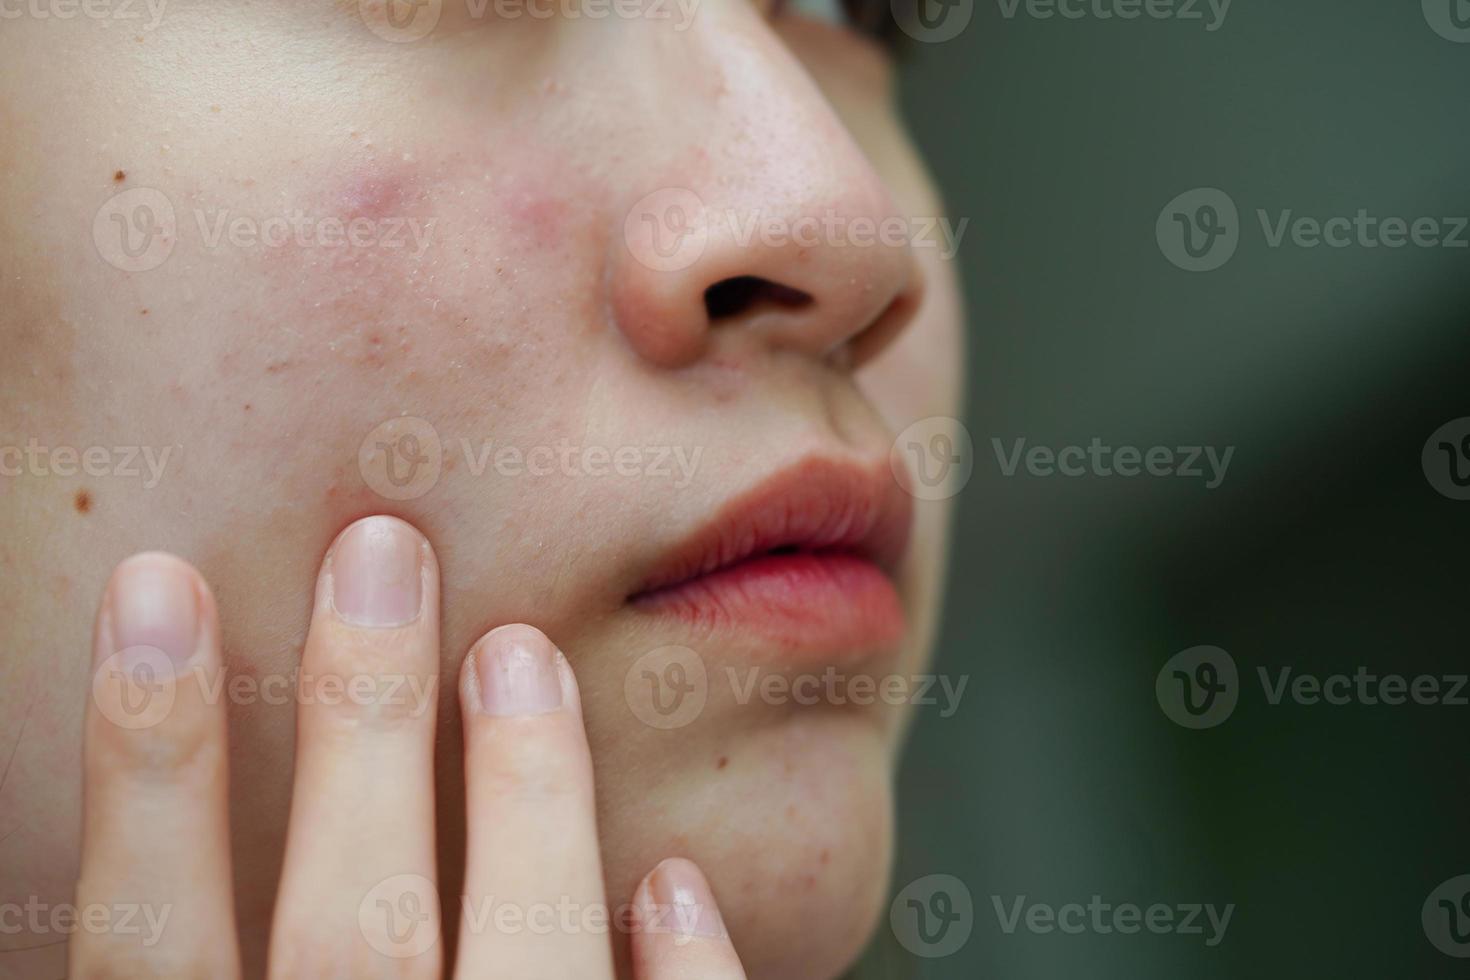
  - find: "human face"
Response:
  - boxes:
[0,2,963,977]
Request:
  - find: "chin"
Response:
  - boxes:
[591,699,899,980]
[579,637,899,980]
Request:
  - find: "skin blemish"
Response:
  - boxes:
[338,165,413,223]
[716,756,729,770]
[73,490,91,514]
[113,170,126,183]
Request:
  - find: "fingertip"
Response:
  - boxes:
[638,857,728,941]
[100,551,212,668]
[463,623,579,718]
[324,515,434,629]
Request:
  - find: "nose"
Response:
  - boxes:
[607,17,923,370]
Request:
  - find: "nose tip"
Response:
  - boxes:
[611,186,924,370]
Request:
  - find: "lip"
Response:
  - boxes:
[628,459,913,661]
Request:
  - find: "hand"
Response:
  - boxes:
[71,515,747,979]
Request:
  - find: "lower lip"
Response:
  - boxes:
[631,551,906,660]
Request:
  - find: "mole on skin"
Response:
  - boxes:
[74,489,91,513]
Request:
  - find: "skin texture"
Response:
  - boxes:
[0,2,964,977]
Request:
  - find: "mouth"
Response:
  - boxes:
[628,458,914,661]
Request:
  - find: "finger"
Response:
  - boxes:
[631,859,747,980]
[268,516,443,978]
[453,624,614,980]
[72,553,241,979]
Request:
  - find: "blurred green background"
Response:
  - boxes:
[867,0,1470,975]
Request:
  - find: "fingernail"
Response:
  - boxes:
[330,517,424,628]
[107,554,200,665]
[647,859,726,939]
[476,625,563,717]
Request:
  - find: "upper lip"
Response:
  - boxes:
[629,457,914,600]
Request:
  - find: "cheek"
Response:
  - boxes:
[188,144,611,479]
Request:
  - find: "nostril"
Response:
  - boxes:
[703,276,813,321]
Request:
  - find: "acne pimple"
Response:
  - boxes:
[339,166,413,222]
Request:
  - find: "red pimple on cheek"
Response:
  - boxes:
[338,165,415,223]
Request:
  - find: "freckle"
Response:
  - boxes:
[819,849,830,865]
[716,756,729,770]
[139,308,148,316]
[113,170,126,183]
[243,403,252,412]
[74,489,92,513]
